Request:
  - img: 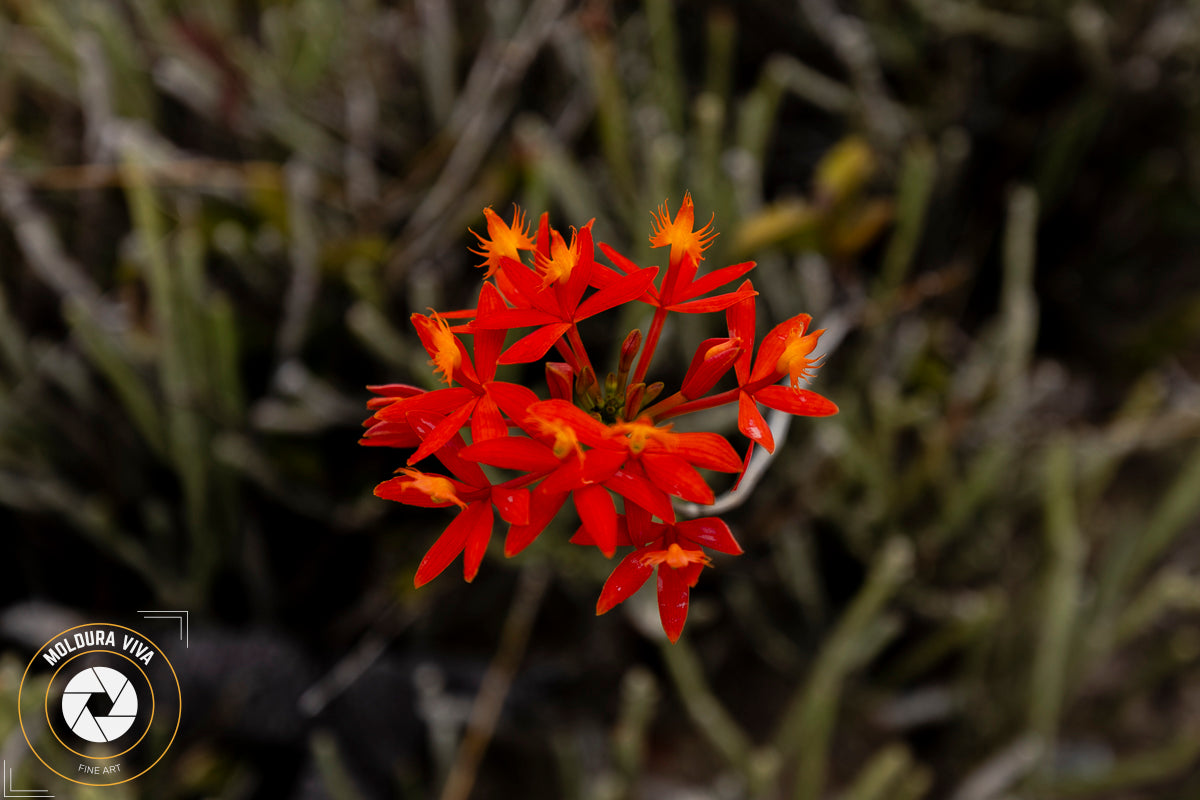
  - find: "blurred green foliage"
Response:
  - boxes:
[3,0,1200,798]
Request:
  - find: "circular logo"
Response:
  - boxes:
[61,666,139,743]
[19,623,180,787]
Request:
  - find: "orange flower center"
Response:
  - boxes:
[649,192,717,266]
[398,468,467,509]
[609,418,673,454]
[427,313,462,386]
[535,229,579,288]
[471,206,534,278]
[777,326,824,391]
[530,415,583,460]
[639,543,712,570]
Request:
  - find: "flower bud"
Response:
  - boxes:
[619,329,642,377]
[681,337,741,400]
[545,362,574,402]
[576,365,599,408]
[623,382,646,420]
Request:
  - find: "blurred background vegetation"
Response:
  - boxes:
[2,0,1200,798]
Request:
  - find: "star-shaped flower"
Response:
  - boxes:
[585,503,743,642]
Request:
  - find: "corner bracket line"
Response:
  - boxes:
[3,761,53,797]
[136,610,189,648]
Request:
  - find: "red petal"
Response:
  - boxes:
[470,391,508,442]
[734,442,754,490]
[667,289,758,315]
[677,260,756,302]
[472,283,508,381]
[623,501,660,544]
[472,306,561,329]
[406,401,476,466]
[485,382,542,430]
[668,431,744,472]
[726,283,757,383]
[366,383,425,398]
[538,448,625,493]
[580,448,630,480]
[374,475,468,508]
[681,561,705,587]
[572,514,633,547]
[755,385,839,417]
[407,410,490,486]
[660,251,699,307]
[536,212,551,259]
[606,468,675,523]
[499,323,572,364]
[750,314,812,385]
[588,262,658,306]
[575,266,659,320]
[504,487,567,556]
[559,223,595,312]
[494,262,533,309]
[596,552,654,615]
[414,500,489,586]
[573,485,618,557]
[657,566,690,642]
[492,486,530,526]
[497,254,559,315]
[358,421,421,448]
[640,453,714,505]
[460,436,560,472]
[545,362,574,401]
[737,392,775,453]
[677,517,743,554]
[526,399,615,449]
[460,501,495,582]
[376,387,474,422]
[597,242,646,278]
[680,338,741,400]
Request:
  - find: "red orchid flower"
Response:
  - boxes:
[584,503,743,642]
[470,205,534,278]
[374,283,539,465]
[592,193,757,384]
[657,282,838,473]
[374,411,531,585]
[364,198,838,641]
[457,411,625,558]
[472,223,658,370]
[725,284,838,454]
[360,383,426,448]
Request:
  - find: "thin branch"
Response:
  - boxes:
[438,565,550,800]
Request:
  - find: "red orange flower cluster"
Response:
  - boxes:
[361,195,837,641]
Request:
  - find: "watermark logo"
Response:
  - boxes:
[61,666,138,744]
[18,623,180,787]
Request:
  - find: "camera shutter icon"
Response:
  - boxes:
[61,666,138,743]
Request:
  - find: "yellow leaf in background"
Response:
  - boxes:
[827,198,895,260]
[733,199,818,256]
[815,136,877,206]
